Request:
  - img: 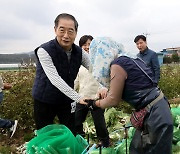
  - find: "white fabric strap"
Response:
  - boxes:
[146,91,164,110]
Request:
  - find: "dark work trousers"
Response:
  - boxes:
[75,103,109,141]
[129,98,173,154]
[34,99,75,135]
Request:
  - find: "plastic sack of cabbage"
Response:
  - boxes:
[26,124,88,154]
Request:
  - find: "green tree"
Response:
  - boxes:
[163,56,172,64]
[171,52,179,62]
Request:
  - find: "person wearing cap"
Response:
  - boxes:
[85,37,173,154]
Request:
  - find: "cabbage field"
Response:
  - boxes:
[0,64,179,153]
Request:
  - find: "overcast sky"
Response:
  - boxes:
[0,0,179,54]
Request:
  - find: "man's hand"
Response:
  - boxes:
[3,83,12,90]
[97,87,108,99]
[79,97,88,105]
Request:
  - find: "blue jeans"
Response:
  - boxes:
[0,92,3,104]
[0,92,13,128]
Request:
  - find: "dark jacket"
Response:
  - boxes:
[137,48,160,84]
[32,39,82,104]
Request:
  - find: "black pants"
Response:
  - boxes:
[34,99,75,135]
[130,98,173,154]
[75,103,109,141]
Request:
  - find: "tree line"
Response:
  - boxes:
[163,52,180,64]
[0,52,36,64]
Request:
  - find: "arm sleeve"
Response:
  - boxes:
[37,48,81,102]
[99,64,127,109]
[0,76,4,90]
[152,53,160,83]
[81,49,90,70]
[74,73,80,92]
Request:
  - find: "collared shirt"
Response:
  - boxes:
[37,48,90,102]
[137,47,160,83]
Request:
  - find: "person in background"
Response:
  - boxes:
[74,35,110,147]
[134,35,160,85]
[32,13,91,135]
[0,76,18,138]
[85,37,173,154]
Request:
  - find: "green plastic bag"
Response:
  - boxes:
[171,107,180,126]
[26,124,88,154]
[173,126,180,144]
[171,107,180,116]
[114,138,131,154]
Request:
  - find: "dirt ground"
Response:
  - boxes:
[0,128,33,153]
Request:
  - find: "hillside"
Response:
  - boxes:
[0,51,36,64]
